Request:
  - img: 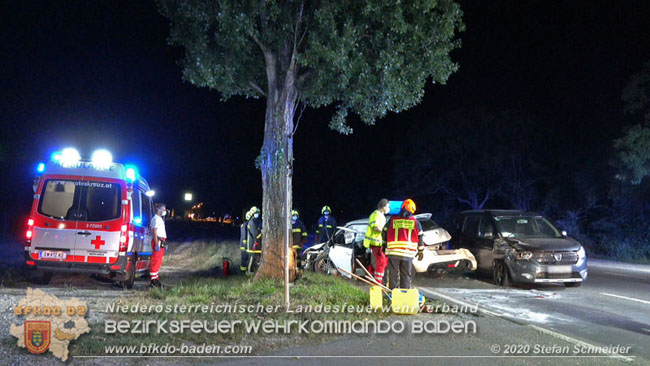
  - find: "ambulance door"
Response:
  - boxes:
[73,179,123,266]
[130,190,144,256]
[31,179,82,262]
[138,193,153,272]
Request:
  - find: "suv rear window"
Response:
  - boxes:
[38,179,121,222]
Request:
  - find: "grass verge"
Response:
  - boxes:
[72,272,388,357]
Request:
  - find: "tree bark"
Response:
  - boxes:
[254,51,299,281]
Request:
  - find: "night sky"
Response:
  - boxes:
[1,1,649,227]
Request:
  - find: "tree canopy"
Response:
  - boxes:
[158,0,463,132]
[615,60,650,184]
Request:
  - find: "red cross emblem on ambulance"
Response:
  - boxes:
[90,235,105,250]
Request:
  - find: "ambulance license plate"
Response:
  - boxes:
[39,251,67,261]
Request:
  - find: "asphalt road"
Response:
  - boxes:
[413,259,650,364]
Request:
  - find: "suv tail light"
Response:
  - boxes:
[119,224,131,252]
[25,218,34,247]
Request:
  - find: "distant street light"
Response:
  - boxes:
[184,193,193,201]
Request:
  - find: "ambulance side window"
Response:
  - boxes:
[141,195,152,227]
[131,191,142,226]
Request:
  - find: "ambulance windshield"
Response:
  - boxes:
[38,179,121,222]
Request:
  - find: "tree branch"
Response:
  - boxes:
[457,197,473,208]
[291,101,307,136]
[250,33,269,56]
[479,192,491,210]
[249,81,267,97]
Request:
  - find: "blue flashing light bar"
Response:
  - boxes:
[36,162,45,173]
[388,200,404,215]
[133,217,142,225]
[125,165,138,182]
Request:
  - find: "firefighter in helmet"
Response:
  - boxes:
[315,205,337,243]
[246,206,262,274]
[291,209,308,267]
[240,208,253,273]
[385,199,423,289]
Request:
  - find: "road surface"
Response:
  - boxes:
[413,259,650,364]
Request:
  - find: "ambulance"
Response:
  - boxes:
[25,148,155,289]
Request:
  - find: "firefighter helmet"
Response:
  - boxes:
[291,209,299,217]
[401,199,416,214]
[321,205,331,214]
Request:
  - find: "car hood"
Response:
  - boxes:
[304,242,326,252]
[505,237,582,251]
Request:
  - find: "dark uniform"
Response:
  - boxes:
[239,213,250,272]
[292,219,308,250]
[315,205,337,243]
[246,211,262,274]
[291,210,308,268]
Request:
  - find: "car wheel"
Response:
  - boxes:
[314,253,332,275]
[120,261,136,290]
[493,260,511,287]
[565,282,582,288]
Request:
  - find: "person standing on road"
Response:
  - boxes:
[315,205,337,243]
[150,203,168,289]
[364,199,390,284]
[239,208,253,273]
[291,209,308,267]
[246,206,262,274]
[385,199,423,289]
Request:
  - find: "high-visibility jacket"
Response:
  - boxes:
[247,218,262,253]
[292,219,308,250]
[316,216,337,243]
[240,220,249,250]
[386,214,423,258]
[363,210,386,248]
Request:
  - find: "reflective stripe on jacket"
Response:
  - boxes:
[240,221,248,250]
[246,218,262,253]
[292,219,308,249]
[316,216,337,242]
[386,216,421,257]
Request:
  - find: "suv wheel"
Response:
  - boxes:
[493,260,511,287]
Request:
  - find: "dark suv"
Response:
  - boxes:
[451,210,587,287]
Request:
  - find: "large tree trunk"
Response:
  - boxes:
[254,53,299,281]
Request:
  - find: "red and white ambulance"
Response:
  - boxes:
[25,148,155,289]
